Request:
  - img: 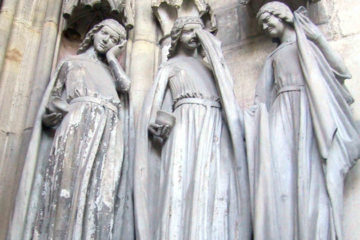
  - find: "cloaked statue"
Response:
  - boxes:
[12,19,134,240]
[134,16,251,240]
[244,2,360,240]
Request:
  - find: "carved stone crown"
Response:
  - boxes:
[173,16,205,28]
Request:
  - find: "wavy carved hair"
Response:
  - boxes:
[168,17,204,59]
[77,19,126,54]
[256,1,294,27]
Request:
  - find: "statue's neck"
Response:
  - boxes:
[176,43,199,59]
[84,47,107,63]
[280,27,296,44]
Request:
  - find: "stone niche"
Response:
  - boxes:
[209,0,328,107]
[60,0,134,65]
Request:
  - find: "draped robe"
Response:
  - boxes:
[11,54,134,240]
[134,29,251,240]
[244,9,360,240]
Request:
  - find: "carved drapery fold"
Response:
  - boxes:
[63,0,134,38]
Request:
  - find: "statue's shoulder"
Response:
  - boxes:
[165,56,190,69]
[158,58,185,76]
[268,41,296,59]
[158,59,177,70]
[61,54,85,64]
[167,56,188,64]
[56,55,87,71]
[162,58,177,67]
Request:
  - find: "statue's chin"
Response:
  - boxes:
[94,45,108,55]
[184,43,199,51]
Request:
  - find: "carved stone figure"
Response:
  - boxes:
[135,16,251,240]
[244,2,360,240]
[151,0,217,63]
[16,19,134,240]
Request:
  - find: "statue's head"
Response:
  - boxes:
[78,19,127,54]
[168,16,204,59]
[256,1,294,40]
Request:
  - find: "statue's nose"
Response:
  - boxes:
[262,23,268,31]
[102,36,109,44]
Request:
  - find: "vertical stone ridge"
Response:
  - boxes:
[0,0,51,239]
[6,1,63,239]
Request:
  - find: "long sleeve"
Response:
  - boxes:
[254,58,275,110]
[108,57,131,92]
[43,61,70,127]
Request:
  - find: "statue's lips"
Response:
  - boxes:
[265,27,273,33]
[188,39,198,44]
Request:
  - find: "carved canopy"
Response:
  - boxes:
[249,0,321,11]
[152,0,217,37]
[63,0,134,39]
[152,0,209,15]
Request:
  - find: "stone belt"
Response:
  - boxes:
[276,84,304,97]
[70,96,119,113]
[174,97,221,110]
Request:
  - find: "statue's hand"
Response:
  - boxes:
[106,40,127,60]
[148,123,172,141]
[42,112,63,127]
[248,105,258,113]
[52,98,70,114]
[298,15,323,42]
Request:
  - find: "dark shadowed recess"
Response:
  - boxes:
[62,0,134,41]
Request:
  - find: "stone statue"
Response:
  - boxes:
[244,2,360,240]
[15,19,134,240]
[134,16,251,240]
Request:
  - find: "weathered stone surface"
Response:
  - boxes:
[326,0,360,37]
[130,0,159,120]
[330,35,360,121]
[0,0,48,237]
[331,34,360,240]
[0,0,360,239]
[223,37,274,107]
[209,0,238,9]
[215,1,360,239]
[134,17,251,240]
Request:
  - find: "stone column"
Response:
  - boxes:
[0,0,63,239]
[0,0,19,73]
[129,0,159,119]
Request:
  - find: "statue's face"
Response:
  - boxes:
[93,25,121,54]
[180,23,202,50]
[258,12,285,39]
